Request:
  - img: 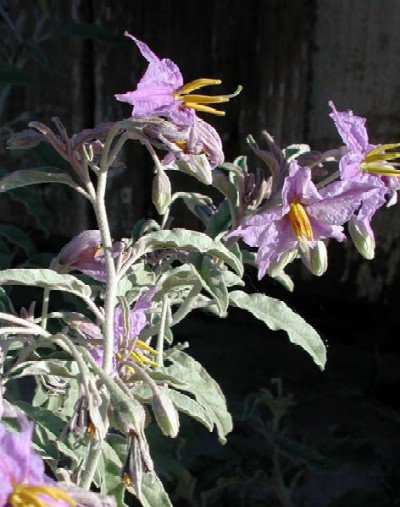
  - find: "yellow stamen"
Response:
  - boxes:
[288,198,314,245]
[123,472,133,487]
[130,350,158,368]
[9,481,75,507]
[86,421,97,438]
[361,143,400,177]
[177,78,222,94]
[175,139,187,150]
[173,79,242,116]
[136,339,158,354]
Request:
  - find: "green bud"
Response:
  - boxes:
[152,390,180,438]
[349,219,375,260]
[152,168,171,215]
[307,241,328,277]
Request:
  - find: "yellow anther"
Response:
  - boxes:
[136,339,158,355]
[86,421,97,438]
[288,198,314,244]
[123,472,133,487]
[9,481,75,507]
[130,350,158,368]
[361,143,400,177]
[177,78,222,95]
[173,79,242,116]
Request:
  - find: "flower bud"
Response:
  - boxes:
[304,241,328,277]
[152,168,171,215]
[152,390,180,438]
[348,217,375,260]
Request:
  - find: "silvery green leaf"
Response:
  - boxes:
[283,143,311,162]
[198,256,228,316]
[221,269,245,288]
[0,168,83,192]
[173,154,213,185]
[14,400,79,465]
[229,290,326,370]
[139,473,173,507]
[165,389,213,431]
[206,199,233,239]
[0,268,91,298]
[164,350,232,443]
[130,229,243,276]
[159,265,198,292]
[9,359,77,379]
[173,191,215,225]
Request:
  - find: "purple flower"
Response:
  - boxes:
[0,416,74,506]
[329,101,400,239]
[115,32,241,126]
[79,288,157,371]
[161,117,224,169]
[227,161,375,279]
[54,230,121,282]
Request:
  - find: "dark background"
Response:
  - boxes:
[2,1,400,505]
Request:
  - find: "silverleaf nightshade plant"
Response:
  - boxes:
[0,31,399,507]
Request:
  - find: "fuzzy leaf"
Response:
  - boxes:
[131,229,243,276]
[164,350,232,443]
[229,290,326,369]
[198,256,229,316]
[166,389,214,431]
[0,168,83,192]
[0,268,91,298]
[139,473,173,507]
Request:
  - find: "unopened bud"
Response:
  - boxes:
[306,241,328,277]
[348,217,375,260]
[152,169,171,215]
[152,390,179,438]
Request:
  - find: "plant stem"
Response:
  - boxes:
[78,441,102,490]
[156,295,169,367]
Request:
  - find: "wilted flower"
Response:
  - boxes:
[227,161,376,279]
[0,415,75,507]
[115,32,241,126]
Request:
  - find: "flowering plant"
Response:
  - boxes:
[0,31,399,506]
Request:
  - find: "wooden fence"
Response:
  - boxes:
[2,0,400,302]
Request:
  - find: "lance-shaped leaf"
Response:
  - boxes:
[196,255,229,316]
[0,268,91,299]
[130,229,243,276]
[229,290,326,370]
[139,473,173,507]
[0,168,84,193]
[164,350,233,443]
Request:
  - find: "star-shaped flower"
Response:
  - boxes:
[115,32,241,126]
[0,416,75,507]
[329,101,400,241]
[227,161,375,279]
